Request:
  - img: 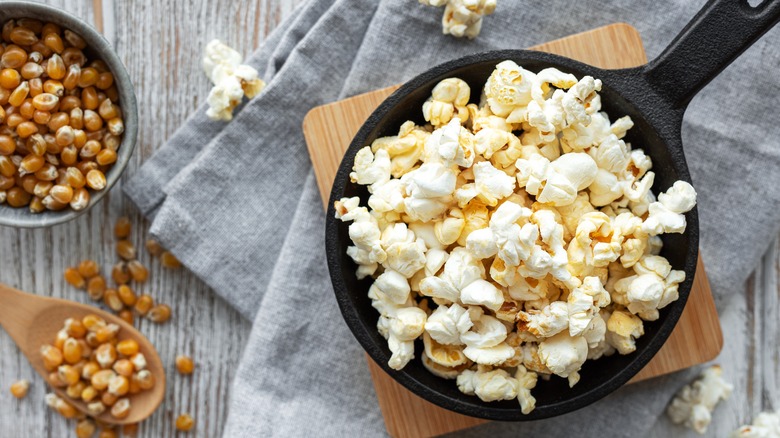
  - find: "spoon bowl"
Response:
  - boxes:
[0,283,165,425]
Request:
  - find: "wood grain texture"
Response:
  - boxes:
[303,24,722,438]
[0,0,303,436]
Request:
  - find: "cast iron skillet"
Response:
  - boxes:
[326,0,780,421]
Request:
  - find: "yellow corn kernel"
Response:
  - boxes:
[117,285,137,307]
[76,339,92,359]
[103,289,124,312]
[70,187,90,211]
[134,370,155,390]
[9,26,38,46]
[111,262,130,285]
[45,393,79,419]
[175,355,194,375]
[47,371,66,388]
[110,398,131,419]
[54,329,69,350]
[108,375,129,396]
[95,343,117,369]
[114,216,131,238]
[77,259,100,278]
[129,353,146,372]
[160,251,181,269]
[87,275,107,301]
[28,196,45,214]
[63,267,85,289]
[112,358,134,377]
[9,380,29,398]
[127,375,141,395]
[86,169,106,190]
[87,401,106,417]
[82,314,106,331]
[145,239,164,257]
[116,339,139,357]
[57,364,80,386]
[0,68,21,89]
[81,385,98,403]
[7,81,29,107]
[49,184,73,204]
[64,317,87,338]
[91,369,115,391]
[85,331,100,348]
[147,304,171,324]
[95,148,117,166]
[95,323,120,344]
[75,419,96,438]
[126,260,148,283]
[47,53,66,79]
[133,294,154,316]
[176,414,195,432]
[41,344,63,371]
[62,337,82,364]
[65,166,86,188]
[118,309,134,325]
[66,380,86,400]
[81,361,100,380]
[116,240,136,261]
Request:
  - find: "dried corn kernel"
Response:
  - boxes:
[87,275,106,300]
[81,384,98,402]
[66,380,86,399]
[175,355,194,375]
[103,289,123,312]
[129,353,146,371]
[111,262,130,284]
[101,391,118,407]
[77,259,100,278]
[64,318,87,338]
[122,424,138,437]
[10,379,29,398]
[127,260,148,283]
[76,419,96,438]
[81,361,100,380]
[82,314,106,331]
[160,251,181,269]
[114,216,131,238]
[63,337,83,364]
[70,187,90,210]
[145,239,164,257]
[133,294,154,316]
[86,169,106,190]
[57,364,80,385]
[147,304,171,323]
[108,375,129,396]
[117,284,137,307]
[45,393,80,419]
[91,369,115,391]
[116,240,136,260]
[176,414,195,431]
[87,401,106,416]
[112,358,134,377]
[118,309,134,325]
[116,339,139,357]
[95,323,120,344]
[134,370,155,390]
[41,344,63,371]
[110,398,130,419]
[63,267,85,289]
[47,371,67,388]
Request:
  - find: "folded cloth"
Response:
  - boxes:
[125,0,780,436]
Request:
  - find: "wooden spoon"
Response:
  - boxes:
[0,282,165,425]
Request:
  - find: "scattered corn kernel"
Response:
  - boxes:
[114,216,131,238]
[122,423,139,436]
[77,259,100,278]
[9,379,29,398]
[63,267,86,289]
[134,294,154,316]
[111,262,130,285]
[87,275,107,300]
[98,429,117,438]
[160,251,181,269]
[145,238,163,257]
[117,284,137,307]
[175,355,194,375]
[126,260,148,283]
[116,239,136,261]
[176,414,195,431]
[76,419,96,438]
[103,288,123,312]
[147,304,171,323]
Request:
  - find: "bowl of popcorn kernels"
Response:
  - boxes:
[0,2,137,228]
[326,51,700,421]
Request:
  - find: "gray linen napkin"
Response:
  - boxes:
[125,0,780,436]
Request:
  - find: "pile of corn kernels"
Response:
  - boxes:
[9,218,196,436]
[0,18,124,212]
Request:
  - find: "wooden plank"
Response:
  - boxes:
[0,1,305,437]
[303,23,723,438]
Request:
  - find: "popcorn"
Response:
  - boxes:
[732,410,780,437]
[423,78,471,127]
[537,331,588,387]
[202,40,265,121]
[419,0,497,39]
[667,365,733,435]
[336,61,697,414]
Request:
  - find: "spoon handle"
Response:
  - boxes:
[0,283,38,348]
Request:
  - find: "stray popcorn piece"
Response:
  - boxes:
[732,410,780,437]
[667,365,733,435]
[419,0,497,39]
[336,61,698,414]
[202,39,266,121]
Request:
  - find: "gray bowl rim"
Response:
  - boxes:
[0,1,138,228]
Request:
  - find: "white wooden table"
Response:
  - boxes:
[0,1,775,437]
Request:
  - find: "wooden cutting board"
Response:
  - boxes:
[303,23,723,438]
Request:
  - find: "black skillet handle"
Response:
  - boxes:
[644,0,780,109]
